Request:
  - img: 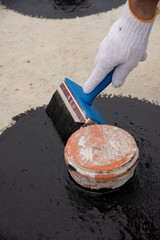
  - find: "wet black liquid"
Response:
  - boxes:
[1,0,126,19]
[0,95,160,239]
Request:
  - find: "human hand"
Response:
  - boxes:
[83,0,157,94]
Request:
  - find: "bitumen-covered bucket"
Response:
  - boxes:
[65,125,139,190]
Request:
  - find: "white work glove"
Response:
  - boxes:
[83,0,156,93]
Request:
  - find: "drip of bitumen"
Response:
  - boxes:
[1,0,126,19]
[0,95,160,239]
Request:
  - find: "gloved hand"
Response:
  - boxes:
[83,0,157,94]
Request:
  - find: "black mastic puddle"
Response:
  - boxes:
[0,95,160,240]
[1,0,126,19]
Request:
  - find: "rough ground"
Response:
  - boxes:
[0,3,160,133]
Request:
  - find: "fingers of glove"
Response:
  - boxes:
[83,63,114,94]
[112,63,132,88]
[140,51,147,62]
[94,53,99,67]
[94,37,109,67]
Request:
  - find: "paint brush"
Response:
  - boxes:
[46,70,114,144]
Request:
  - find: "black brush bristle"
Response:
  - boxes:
[46,90,83,144]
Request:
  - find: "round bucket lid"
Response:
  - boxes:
[65,125,138,172]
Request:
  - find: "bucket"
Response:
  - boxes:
[64,125,139,190]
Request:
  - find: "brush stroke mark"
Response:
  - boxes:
[1,0,126,19]
[0,96,160,239]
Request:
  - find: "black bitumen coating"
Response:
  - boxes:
[0,95,160,240]
[1,0,126,19]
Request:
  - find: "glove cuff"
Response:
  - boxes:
[121,1,154,45]
[128,0,159,23]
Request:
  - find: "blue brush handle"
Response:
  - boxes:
[81,69,114,105]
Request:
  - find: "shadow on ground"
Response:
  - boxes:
[0,95,160,240]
